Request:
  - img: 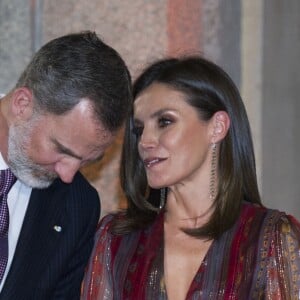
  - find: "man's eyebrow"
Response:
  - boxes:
[52,138,82,160]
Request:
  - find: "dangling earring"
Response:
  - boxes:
[159,187,167,210]
[209,143,217,200]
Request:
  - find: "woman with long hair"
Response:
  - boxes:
[82,56,300,299]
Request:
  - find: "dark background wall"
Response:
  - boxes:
[262,0,300,215]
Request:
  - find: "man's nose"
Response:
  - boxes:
[54,160,81,183]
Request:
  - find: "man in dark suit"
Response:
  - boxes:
[0,31,131,299]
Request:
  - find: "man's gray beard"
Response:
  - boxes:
[7,123,57,189]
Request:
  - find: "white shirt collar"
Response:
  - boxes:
[0,93,9,170]
[0,152,9,170]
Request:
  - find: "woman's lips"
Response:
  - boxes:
[144,157,166,168]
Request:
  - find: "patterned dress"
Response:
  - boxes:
[81,203,300,299]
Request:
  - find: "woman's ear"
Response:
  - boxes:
[10,87,34,121]
[210,111,230,143]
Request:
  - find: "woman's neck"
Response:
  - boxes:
[164,184,214,229]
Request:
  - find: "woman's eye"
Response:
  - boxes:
[132,126,143,137]
[158,117,172,128]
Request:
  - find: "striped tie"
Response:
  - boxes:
[0,169,16,282]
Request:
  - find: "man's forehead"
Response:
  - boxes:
[47,106,115,161]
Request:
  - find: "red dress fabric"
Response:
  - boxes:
[81,203,300,299]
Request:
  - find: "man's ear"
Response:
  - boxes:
[10,87,34,121]
[210,111,230,143]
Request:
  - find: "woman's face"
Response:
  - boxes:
[133,83,214,189]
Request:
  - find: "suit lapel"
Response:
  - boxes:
[1,179,67,297]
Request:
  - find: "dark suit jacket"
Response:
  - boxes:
[0,172,100,300]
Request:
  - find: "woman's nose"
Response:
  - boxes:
[139,128,157,149]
